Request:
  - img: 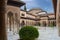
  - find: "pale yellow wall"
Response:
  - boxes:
[39,14,55,26]
[20,9,56,26]
[29,9,42,14]
[40,17,48,19]
[20,10,36,26]
[26,19,36,26]
[20,19,36,26]
[20,11,26,17]
[20,19,27,25]
[28,9,42,16]
[26,14,36,19]
[48,14,55,18]
[20,10,36,19]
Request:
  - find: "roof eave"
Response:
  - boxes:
[7,0,25,7]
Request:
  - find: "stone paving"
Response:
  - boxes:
[37,27,60,40]
[7,27,60,40]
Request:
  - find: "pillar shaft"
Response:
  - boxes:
[56,0,60,36]
[0,0,7,40]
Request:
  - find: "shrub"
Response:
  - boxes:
[19,26,39,40]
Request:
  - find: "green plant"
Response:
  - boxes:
[19,26,39,40]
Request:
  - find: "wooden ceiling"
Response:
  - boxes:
[8,0,25,7]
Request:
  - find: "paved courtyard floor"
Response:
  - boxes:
[7,27,60,40]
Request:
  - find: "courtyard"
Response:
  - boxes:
[0,0,60,40]
[7,26,60,40]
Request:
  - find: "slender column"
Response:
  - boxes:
[0,0,7,40]
[9,17,12,31]
[12,15,16,34]
[56,0,60,36]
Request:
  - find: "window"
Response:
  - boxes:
[21,14,25,16]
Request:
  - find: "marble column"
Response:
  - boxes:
[56,0,60,36]
[0,0,7,40]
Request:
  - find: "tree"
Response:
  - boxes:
[24,5,27,11]
[0,0,7,40]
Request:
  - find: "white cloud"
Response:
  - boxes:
[27,9,30,11]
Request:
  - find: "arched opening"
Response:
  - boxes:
[7,12,13,31]
[43,21,46,27]
[21,20,25,27]
[53,21,56,26]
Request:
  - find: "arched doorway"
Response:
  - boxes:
[21,20,25,27]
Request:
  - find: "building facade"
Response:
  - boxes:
[20,9,56,27]
[20,10,37,26]
[48,14,56,26]
[5,0,25,32]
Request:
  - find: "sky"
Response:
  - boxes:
[21,0,54,13]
